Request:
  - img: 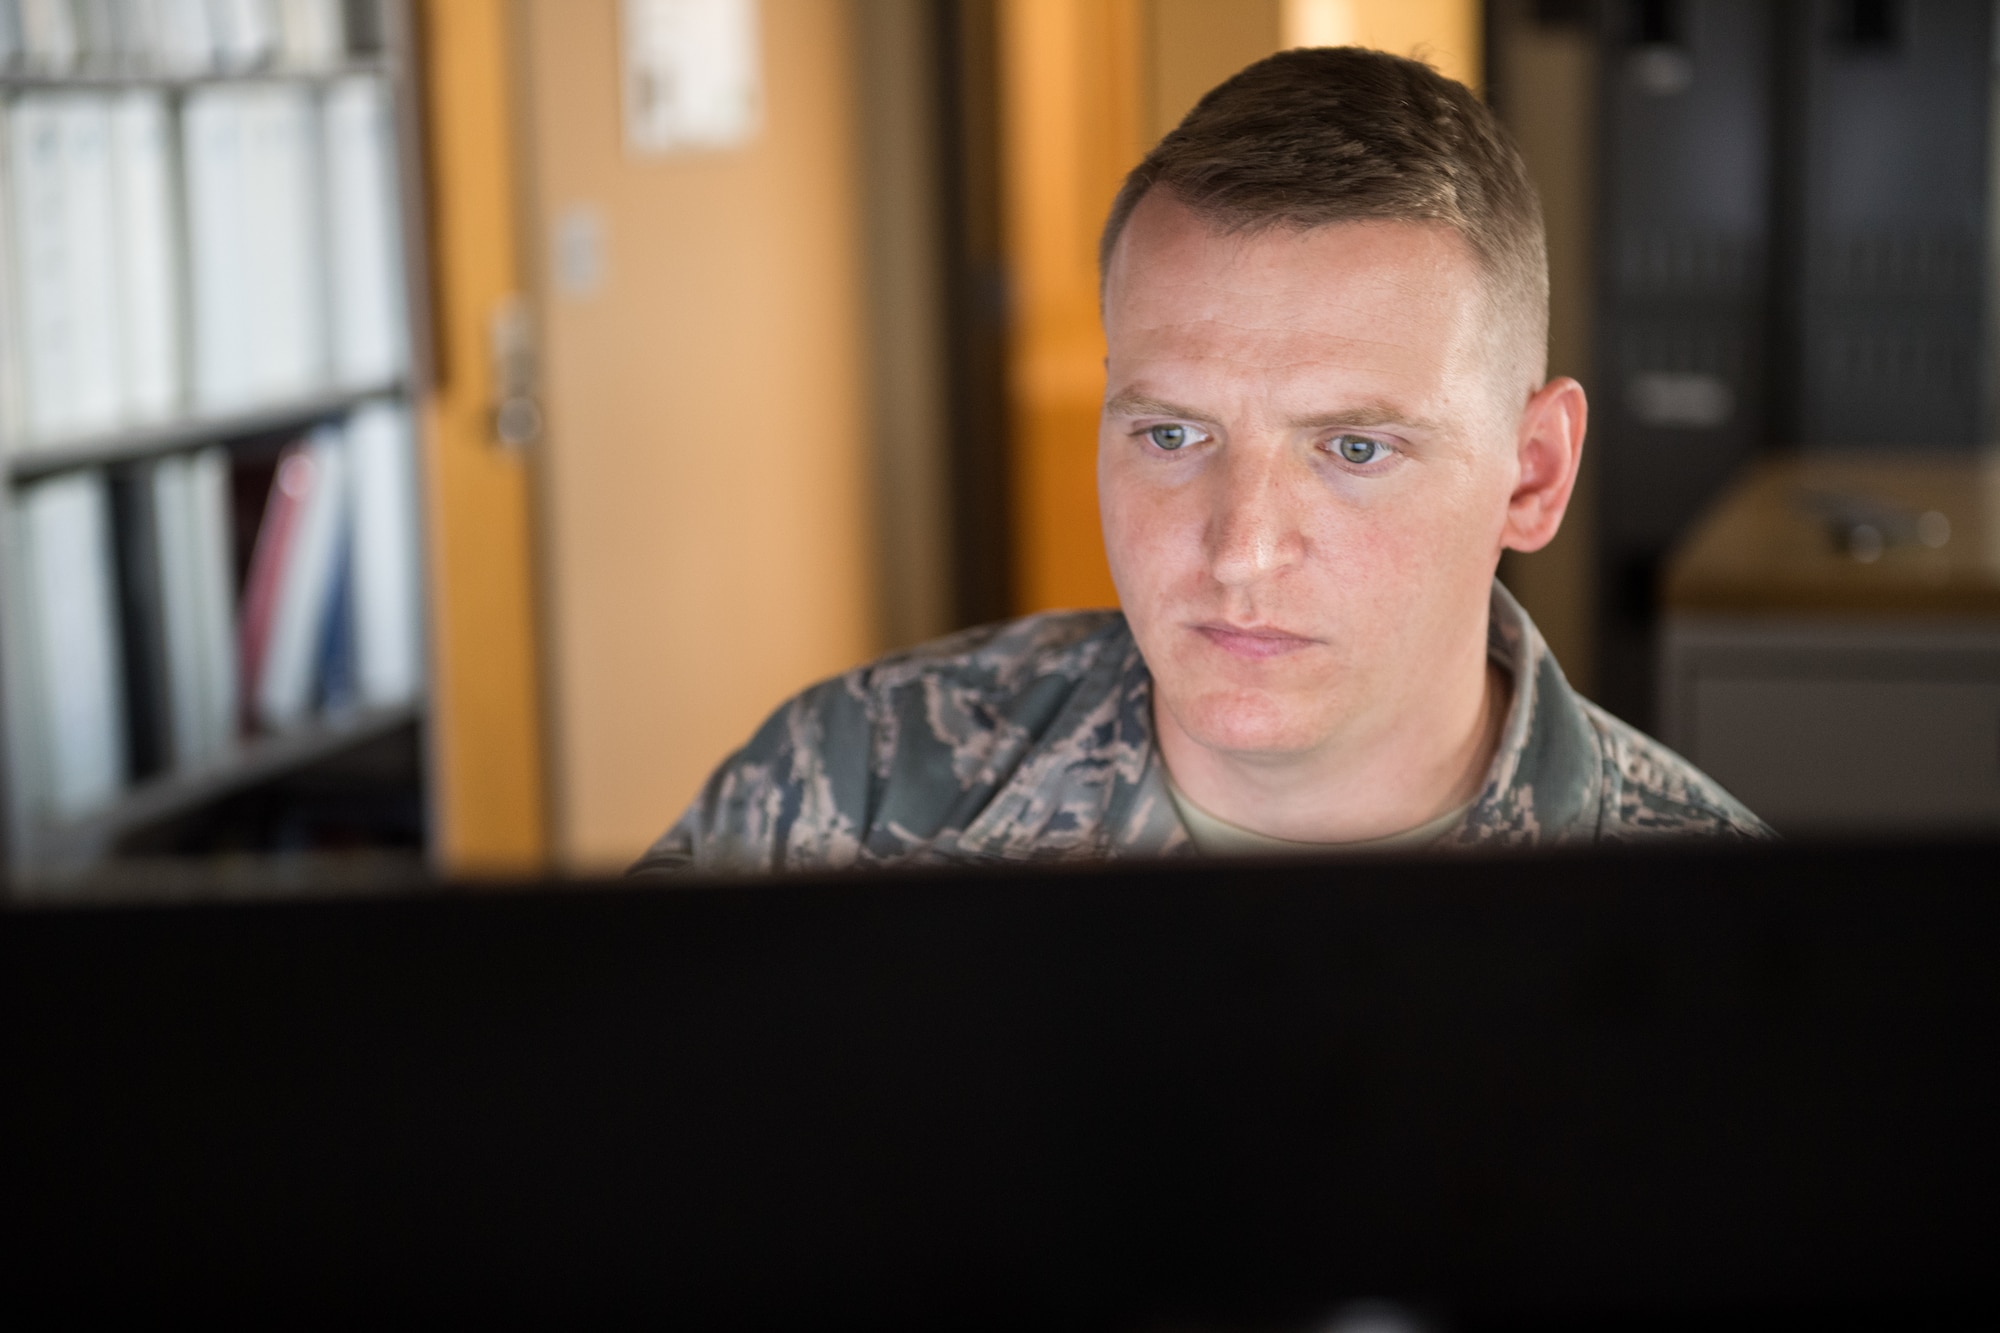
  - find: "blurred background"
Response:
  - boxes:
[0,0,1995,891]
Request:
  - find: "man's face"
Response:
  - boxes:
[1099,195,1524,762]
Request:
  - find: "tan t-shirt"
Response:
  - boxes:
[1163,769,1471,857]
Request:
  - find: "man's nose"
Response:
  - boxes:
[1205,445,1307,587]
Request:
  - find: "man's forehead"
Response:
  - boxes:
[1100,197,1517,433]
[1110,193,1477,292]
[1107,207,1485,373]
[1105,198,1484,338]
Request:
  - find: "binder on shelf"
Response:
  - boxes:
[88,449,241,789]
[278,0,346,69]
[186,85,328,414]
[347,400,420,706]
[0,2,23,73]
[59,96,122,434]
[149,454,203,771]
[210,0,279,72]
[152,0,220,74]
[341,0,385,57]
[100,0,160,67]
[315,506,355,712]
[181,88,255,412]
[110,89,182,425]
[7,94,124,444]
[15,469,129,821]
[44,0,349,78]
[0,94,22,448]
[243,84,327,399]
[323,74,405,387]
[185,445,241,762]
[243,426,348,732]
[7,96,69,439]
[17,0,79,74]
[72,0,121,66]
[143,447,240,772]
[239,441,310,725]
[109,462,174,780]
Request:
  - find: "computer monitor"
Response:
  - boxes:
[5,839,1996,1327]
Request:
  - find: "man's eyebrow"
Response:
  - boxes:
[1285,401,1443,434]
[1105,391,1444,436]
[1102,392,1215,422]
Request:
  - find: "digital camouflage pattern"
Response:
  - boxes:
[633,583,1770,875]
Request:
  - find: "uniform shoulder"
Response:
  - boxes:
[626,610,1138,877]
[1582,700,1775,840]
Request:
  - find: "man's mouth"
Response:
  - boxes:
[1192,623,1319,660]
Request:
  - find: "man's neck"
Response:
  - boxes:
[1154,654,1510,845]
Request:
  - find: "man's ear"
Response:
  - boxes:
[1500,376,1587,554]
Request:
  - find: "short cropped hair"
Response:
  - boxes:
[1101,47,1549,384]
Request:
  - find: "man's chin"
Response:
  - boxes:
[1166,692,1334,760]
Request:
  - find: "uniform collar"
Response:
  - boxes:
[952,621,1192,861]
[954,583,1601,861]
[1448,581,1605,845]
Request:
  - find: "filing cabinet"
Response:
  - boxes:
[1659,454,2000,833]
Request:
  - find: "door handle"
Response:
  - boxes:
[488,294,544,449]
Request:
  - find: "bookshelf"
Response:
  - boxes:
[0,0,435,882]
[0,59,389,90]
[36,699,420,864]
[6,379,400,478]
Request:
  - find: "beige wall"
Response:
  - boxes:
[1493,12,1598,693]
[856,0,953,651]
[520,0,876,869]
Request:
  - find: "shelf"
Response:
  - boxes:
[30,701,423,866]
[11,848,433,907]
[0,3,433,884]
[6,381,405,481]
[0,59,392,91]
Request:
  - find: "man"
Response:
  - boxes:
[635,47,1767,875]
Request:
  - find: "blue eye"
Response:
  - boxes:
[1147,424,1194,451]
[1331,434,1386,465]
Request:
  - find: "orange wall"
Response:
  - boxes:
[520,0,876,870]
[416,0,549,874]
[998,0,1144,615]
[1147,0,1283,143]
[1280,0,1481,89]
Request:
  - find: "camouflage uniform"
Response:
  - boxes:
[633,583,1770,875]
